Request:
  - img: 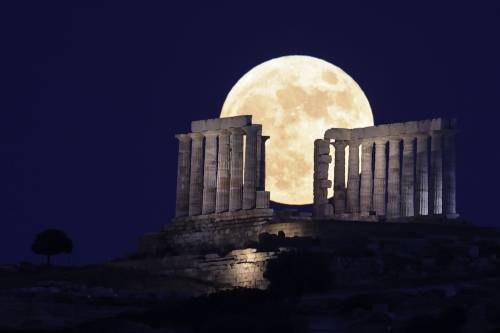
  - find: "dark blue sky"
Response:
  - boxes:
[1,1,499,264]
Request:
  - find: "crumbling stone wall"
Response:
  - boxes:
[114,248,279,290]
[161,248,277,289]
[139,210,273,255]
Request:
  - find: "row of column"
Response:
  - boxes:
[314,131,457,218]
[175,125,269,218]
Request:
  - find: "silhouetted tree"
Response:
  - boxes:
[31,229,73,266]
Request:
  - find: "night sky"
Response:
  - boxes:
[1,2,499,265]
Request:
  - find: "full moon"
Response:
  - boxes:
[220,55,374,205]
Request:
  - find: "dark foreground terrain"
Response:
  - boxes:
[2,261,500,333]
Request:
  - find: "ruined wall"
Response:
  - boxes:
[139,209,273,255]
[128,220,500,292]
[161,249,276,289]
[114,248,278,290]
[140,213,480,257]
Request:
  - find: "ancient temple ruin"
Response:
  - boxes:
[174,115,271,220]
[132,115,463,290]
[313,118,458,220]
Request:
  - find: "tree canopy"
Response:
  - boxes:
[32,229,73,265]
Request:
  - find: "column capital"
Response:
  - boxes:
[374,139,387,145]
[348,140,361,147]
[431,130,445,137]
[361,140,373,151]
[402,136,415,144]
[229,127,245,135]
[388,137,401,145]
[218,129,231,137]
[175,133,191,142]
[332,140,347,149]
[189,132,204,140]
[203,130,219,138]
[243,124,262,135]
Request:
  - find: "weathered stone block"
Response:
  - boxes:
[191,115,252,132]
[317,155,332,163]
[314,139,330,154]
[417,119,431,132]
[363,126,379,138]
[205,118,220,131]
[256,191,270,209]
[430,118,445,130]
[220,115,252,129]
[388,123,405,136]
[404,121,419,133]
[324,128,351,140]
[314,169,329,179]
[375,124,390,137]
[350,128,364,140]
[191,119,210,132]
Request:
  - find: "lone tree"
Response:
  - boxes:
[32,229,73,266]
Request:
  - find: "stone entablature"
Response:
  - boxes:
[323,118,455,141]
[191,115,252,133]
[175,115,271,219]
[314,118,458,220]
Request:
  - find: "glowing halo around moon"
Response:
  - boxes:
[220,55,374,205]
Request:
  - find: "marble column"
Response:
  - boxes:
[257,135,269,191]
[216,130,230,213]
[174,134,191,217]
[360,141,373,214]
[415,135,429,215]
[373,140,387,216]
[386,138,401,217]
[401,136,415,217]
[188,132,204,216]
[443,131,457,216]
[313,139,332,217]
[243,125,260,209]
[229,128,244,211]
[346,141,360,214]
[333,140,347,214]
[431,132,443,214]
[202,131,218,215]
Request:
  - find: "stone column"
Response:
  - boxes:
[333,140,347,214]
[202,131,218,215]
[243,125,260,209]
[174,134,191,217]
[430,131,443,214]
[188,132,204,216]
[401,136,415,217]
[346,141,360,214]
[415,135,429,215]
[229,128,244,211]
[373,140,387,216]
[257,135,269,191]
[360,141,373,215]
[386,138,401,217]
[443,131,457,216]
[216,130,230,213]
[313,139,333,217]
